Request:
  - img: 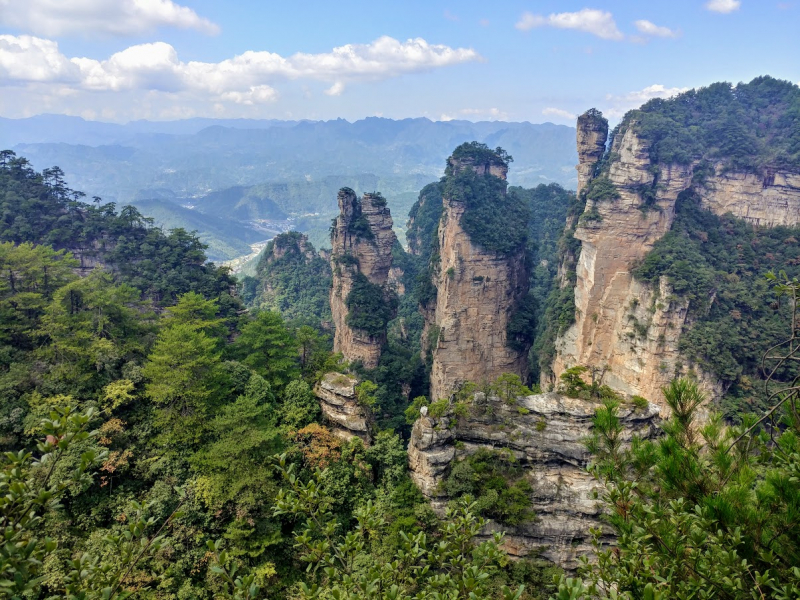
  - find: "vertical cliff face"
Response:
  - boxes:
[427,148,530,401]
[575,109,609,195]
[330,189,397,368]
[407,391,660,569]
[552,114,800,407]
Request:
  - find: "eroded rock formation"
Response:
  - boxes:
[408,392,660,569]
[575,109,609,195]
[314,372,372,442]
[329,189,397,368]
[427,152,529,401]
[552,115,800,407]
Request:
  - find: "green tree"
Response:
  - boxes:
[280,379,321,429]
[232,311,300,390]
[143,322,224,446]
[273,457,525,600]
[37,270,151,394]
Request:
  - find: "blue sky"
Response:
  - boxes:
[0,0,797,123]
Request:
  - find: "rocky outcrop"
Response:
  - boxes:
[427,151,529,401]
[330,189,397,368]
[267,232,317,262]
[575,109,609,195]
[408,392,660,569]
[314,372,372,442]
[697,168,800,227]
[552,115,800,408]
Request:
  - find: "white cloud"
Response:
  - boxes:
[0,35,80,82]
[324,82,345,96]
[0,0,220,37]
[0,34,480,94]
[0,34,481,119]
[705,0,742,13]
[604,84,689,118]
[516,8,624,41]
[542,107,577,120]
[634,20,679,38]
[220,85,278,105]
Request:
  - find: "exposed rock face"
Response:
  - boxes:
[408,392,660,569]
[698,168,800,227]
[576,110,609,195]
[552,118,800,407]
[330,189,397,368]
[314,372,372,442]
[428,155,529,401]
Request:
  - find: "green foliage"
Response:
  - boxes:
[560,374,800,599]
[443,449,534,526]
[344,273,397,338]
[0,152,242,313]
[274,457,525,600]
[250,232,332,324]
[583,176,619,203]
[143,321,224,446]
[280,379,321,429]
[405,181,443,261]
[231,310,300,390]
[444,162,530,256]
[354,380,378,408]
[507,292,538,353]
[623,76,800,172]
[632,191,800,407]
[492,373,533,404]
[449,141,514,168]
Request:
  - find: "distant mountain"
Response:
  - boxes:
[5,116,578,259]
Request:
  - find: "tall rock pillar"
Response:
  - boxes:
[575,109,609,195]
[329,188,397,368]
[428,145,530,401]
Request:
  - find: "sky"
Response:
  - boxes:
[0,0,797,124]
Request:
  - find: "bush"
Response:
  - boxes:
[345,273,398,337]
[443,448,534,526]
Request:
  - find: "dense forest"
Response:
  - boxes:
[0,152,559,598]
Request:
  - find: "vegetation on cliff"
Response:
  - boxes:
[633,190,800,415]
[242,231,332,324]
[621,76,800,172]
[559,369,800,599]
[443,143,530,256]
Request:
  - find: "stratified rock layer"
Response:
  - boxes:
[552,118,800,407]
[330,189,397,368]
[408,392,660,569]
[314,372,372,442]
[428,156,528,401]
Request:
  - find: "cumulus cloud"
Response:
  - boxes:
[0,34,480,95]
[542,107,577,120]
[219,85,278,105]
[604,84,689,118]
[515,8,624,41]
[705,0,742,13]
[634,20,679,38]
[0,0,219,37]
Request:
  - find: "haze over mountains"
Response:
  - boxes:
[2,115,577,260]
